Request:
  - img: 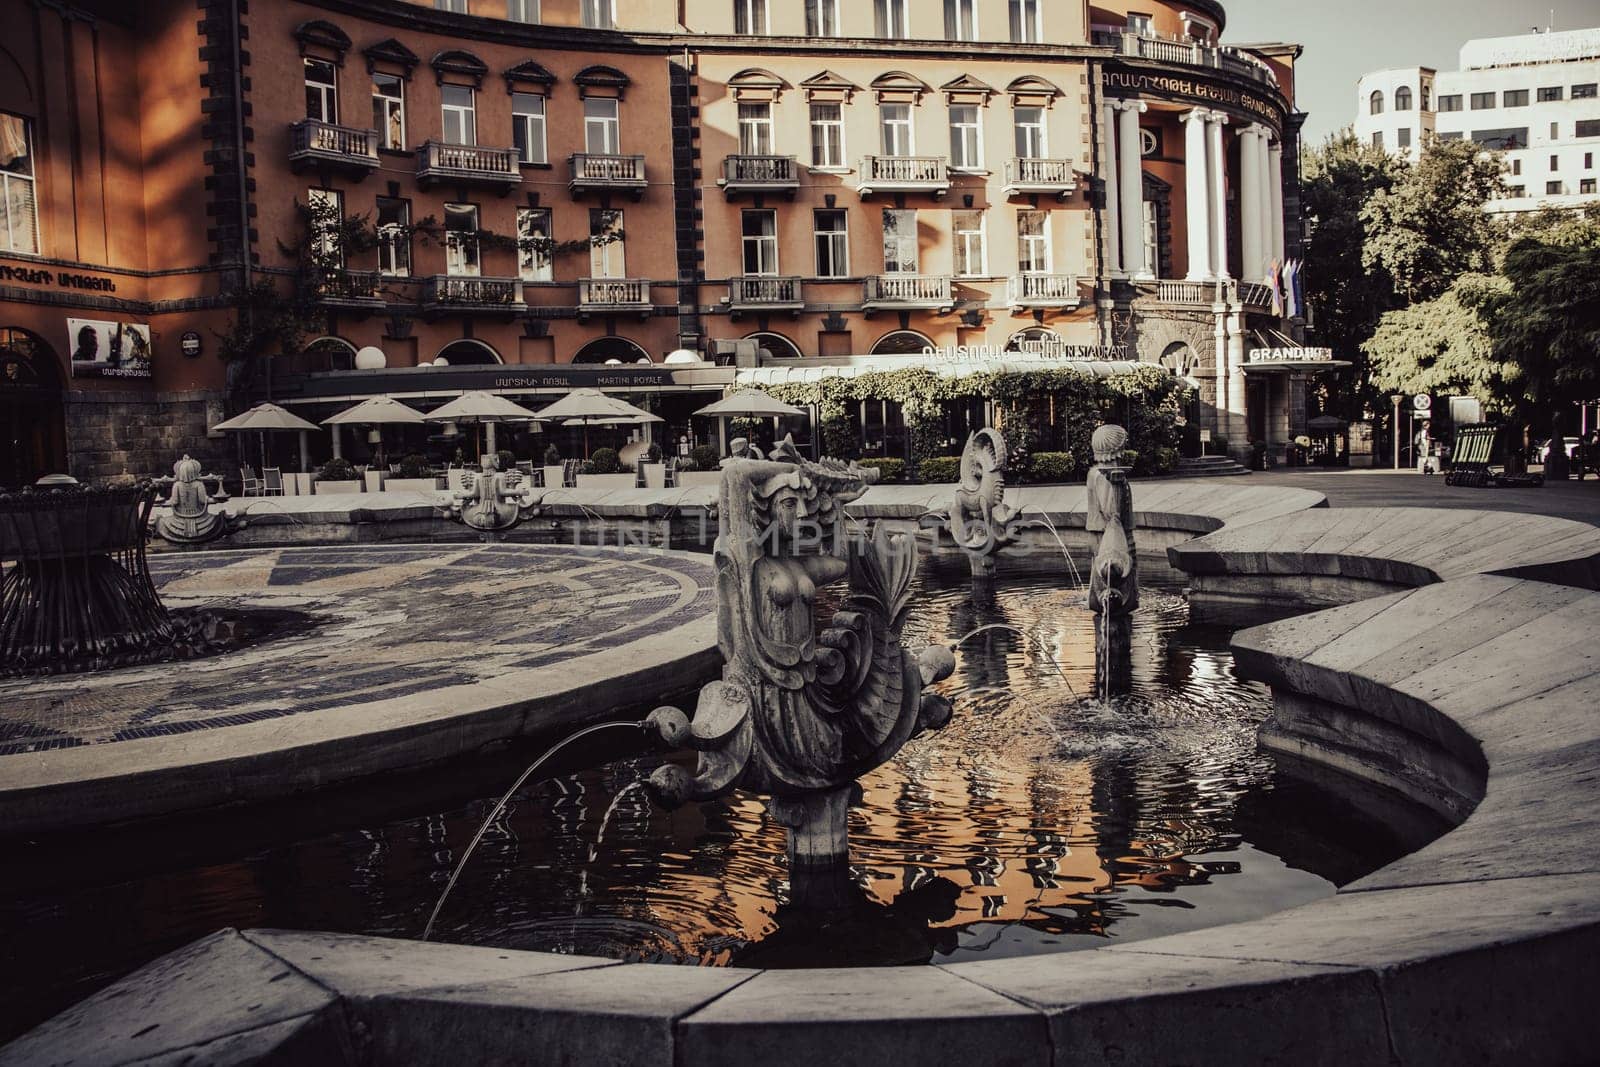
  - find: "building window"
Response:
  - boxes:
[507,0,538,20]
[441,85,476,145]
[305,59,338,123]
[810,103,844,167]
[1573,83,1598,99]
[371,74,405,150]
[1586,152,1594,168]
[1503,89,1528,108]
[945,0,977,40]
[1551,154,1559,170]
[1368,90,1383,116]
[1422,86,1431,109]
[1552,121,1560,139]
[1395,86,1412,110]
[0,114,40,256]
[1398,127,1411,148]
[1438,131,1463,141]
[1013,106,1046,157]
[814,209,848,277]
[512,93,547,164]
[882,209,918,272]
[1582,178,1597,194]
[1438,94,1462,112]
[1538,85,1562,102]
[582,0,615,29]
[1470,91,1494,110]
[1017,209,1049,273]
[953,210,985,276]
[1511,158,1522,175]
[1126,12,1152,34]
[307,188,343,267]
[875,0,909,38]
[1009,0,1040,42]
[1506,185,1525,198]
[589,208,625,276]
[1547,180,1563,195]
[1578,120,1600,138]
[584,98,620,154]
[881,103,914,156]
[805,0,838,34]
[517,207,552,281]
[1468,128,1527,150]
[742,210,779,274]
[949,105,983,169]
[1371,130,1383,149]
[377,197,410,276]
[734,0,768,34]
[738,102,773,155]
[444,202,480,276]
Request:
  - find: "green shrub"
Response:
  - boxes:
[690,444,721,472]
[318,457,357,482]
[917,455,961,483]
[1150,446,1180,474]
[644,442,662,463]
[396,453,432,479]
[543,444,561,466]
[588,447,621,474]
[578,459,596,474]
[1029,451,1075,484]
[858,457,905,483]
[494,449,517,472]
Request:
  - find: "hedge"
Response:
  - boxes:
[1026,451,1075,484]
[857,457,906,483]
[918,456,961,483]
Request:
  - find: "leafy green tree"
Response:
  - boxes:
[1361,273,1511,408]
[1360,138,1506,304]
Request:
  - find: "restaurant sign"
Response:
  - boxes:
[1102,68,1281,123]
[1248,346,1334,363]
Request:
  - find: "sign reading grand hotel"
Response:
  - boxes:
[1102,69,1280,123]
[1248,346,1334,363]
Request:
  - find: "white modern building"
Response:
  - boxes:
[1354,27,1600,213]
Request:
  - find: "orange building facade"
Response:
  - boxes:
[0,0,1308,484]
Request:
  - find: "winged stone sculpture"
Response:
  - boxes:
[920,428,1020,578]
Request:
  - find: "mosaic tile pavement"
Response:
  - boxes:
[0,545,715,757]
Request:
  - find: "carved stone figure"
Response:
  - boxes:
[154,455,234,544]
[447,454,526,532]
[644,435,955,904]
[719,436,764,467]
[1086,424,1137,695]
[920,428,1018,578]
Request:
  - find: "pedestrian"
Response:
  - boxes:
[1414,420,1435,475]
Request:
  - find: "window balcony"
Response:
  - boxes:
[569,154,648,199]
[288,120,380,178]
[862,274,953,314]
[302,268,385,313]
[718,155,800,198]
[729,275,804,316]
[578,277,652,319]
[1148,279,1226,306]
[1092,30,1279,89]
[415,141,522,192]
[1003,158,1078,200]
[1007,273,1080,310]
[420,275,522,317]
[856,156,950,199]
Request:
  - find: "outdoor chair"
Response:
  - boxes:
[515,460,535,475]
[562,459,581,488]
[239,466,260,497]
[664,458,678,488]
[261,468,285,496]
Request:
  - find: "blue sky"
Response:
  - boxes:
[1219,0,1600,145]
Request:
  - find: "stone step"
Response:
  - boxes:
[1176,456,1251,477]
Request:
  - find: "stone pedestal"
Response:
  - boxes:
[769,787,853,910]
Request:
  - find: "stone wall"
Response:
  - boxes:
[64,389,229,483]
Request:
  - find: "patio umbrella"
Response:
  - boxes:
[424,391,544,458]
[694,388,802,457]
[322,396,426,467]
[535,389,661,457]
[211,402,319,472]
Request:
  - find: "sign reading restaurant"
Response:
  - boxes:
[1101,68,1282,124]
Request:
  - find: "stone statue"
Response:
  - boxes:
[154,455,236,544]
[920,428,1018,578]
[447,454,526,532]
[644,435,956,905]
[1086,424,1137,695]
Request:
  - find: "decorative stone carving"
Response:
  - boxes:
[719,437,764,466]
[1086,424,1138,695]
[446,454,528,532]
[920,428,1018,578]
[154,456,236,545]
[643,436,955,904]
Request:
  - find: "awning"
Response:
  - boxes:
[1244,329,1348,374]
[737,355,1148,386]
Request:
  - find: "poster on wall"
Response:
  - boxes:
[68,319,153,379]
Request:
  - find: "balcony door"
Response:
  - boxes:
[742,210,778,275]
[882,209,918,273]
[585,99,621,155]
[738,103,773,156]
[881,104,914,157]
[590,209,625,277]
[445,203,480,277]
[441,86,476,146]
[304,59,337,123]
[1017,210,1050,274]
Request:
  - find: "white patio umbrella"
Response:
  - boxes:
[322,396,426,467]
[424,391,544,458]
[694,389,803,457]
[536,389,661,457]
[211,402,320,472]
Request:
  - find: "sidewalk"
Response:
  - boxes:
[1248,466,1600,526]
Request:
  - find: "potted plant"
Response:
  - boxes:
[542,444,566,490]
[574,447,635,490]
[386,453,443,493]
[639,442,667,489]
[314,457,361,495]
[676,444,723,488]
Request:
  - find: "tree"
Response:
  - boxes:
[1361,137,1506,305]
[1361,273,1511,408]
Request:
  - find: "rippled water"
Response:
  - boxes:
[0,560,1426,1036]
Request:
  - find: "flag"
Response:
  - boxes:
[1267,260,1283,316]
[1290,259,1306,318]
[1282,260,1299,317]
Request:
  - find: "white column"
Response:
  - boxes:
[1100,100,1121,277]
[1182,109,1212,280]
[1268,140,1285,267]
[1117,100,1150,279]
[1239,125,1263,282]
[1206,112,1230,280]
[1258,134,1276,272]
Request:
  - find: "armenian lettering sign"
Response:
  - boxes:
[921,341,1131,362]
[1102,69,1281,123]
[68,318,153,379]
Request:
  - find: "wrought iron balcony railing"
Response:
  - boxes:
[718,155,800,197]
[729,275,804,312]
[1006,273,1080,309]
[288,120,380,176]
[303,268,385,309]
[1003,158,1078,199]
[421,275,521,314]
[415,141,522,190]
[856,155,950,198]
[862,274,953,312]
[569,154,648,198]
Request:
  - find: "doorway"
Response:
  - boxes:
[0,327,67,487]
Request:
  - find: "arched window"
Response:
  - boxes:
[869,329,935,355]
[1369,90,1384,115]
[1395,86,1412,111]
[572,337,650,364]
[434,339,502,366]
[293,336,357,374]
[743,332,804,360]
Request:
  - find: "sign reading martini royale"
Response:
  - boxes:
[1248,346,1334,363]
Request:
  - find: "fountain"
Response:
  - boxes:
[1086,424,1138,696]
[153,455,240,545]
[641,436,956,906]
[445,453,530,532]
[920,428,1019,579]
